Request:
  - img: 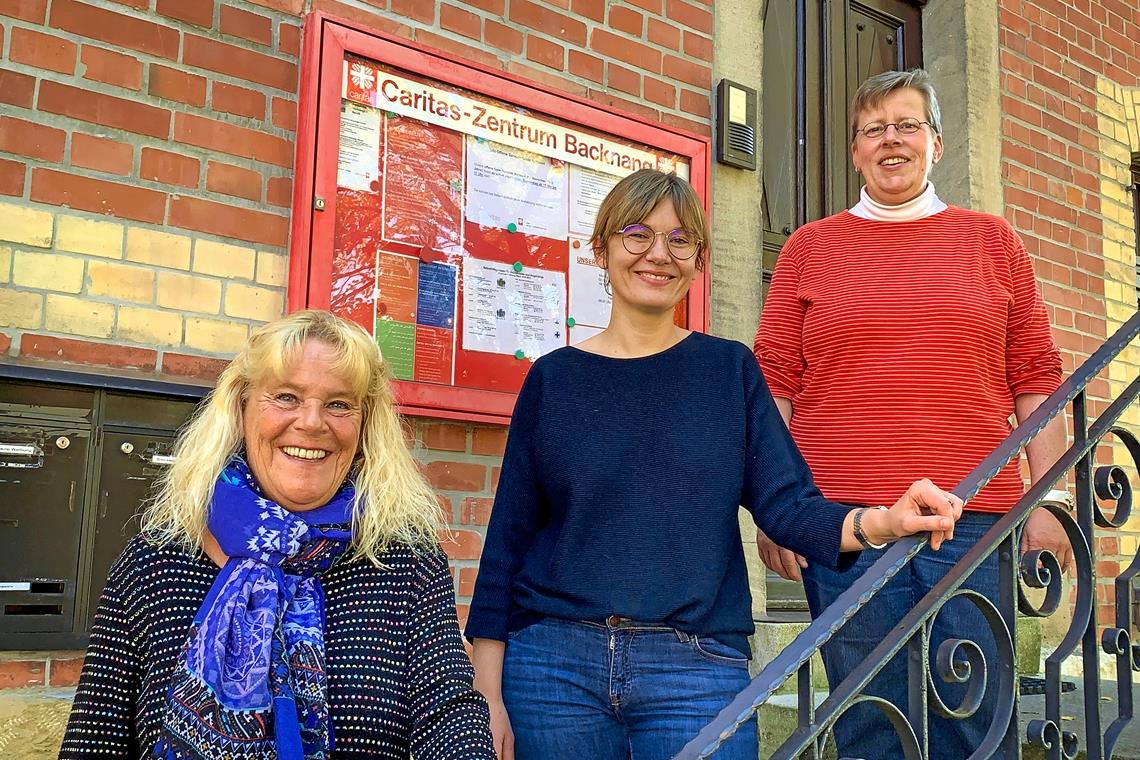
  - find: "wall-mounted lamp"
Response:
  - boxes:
[716,79,757,171]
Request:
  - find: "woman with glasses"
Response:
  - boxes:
[467,167,965,760]
[755,69,1066,760]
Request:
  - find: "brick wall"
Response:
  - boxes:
[998,0,1140,628]
[0,0,715,656]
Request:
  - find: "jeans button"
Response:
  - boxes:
[606,615,621,626]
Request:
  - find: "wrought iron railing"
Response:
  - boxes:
[676,310,1140,760]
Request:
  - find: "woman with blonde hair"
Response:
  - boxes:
[467,168,965,759]
[60,309,494,759]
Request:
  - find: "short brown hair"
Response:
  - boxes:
[590,168,710,271]
[849,68,942,141]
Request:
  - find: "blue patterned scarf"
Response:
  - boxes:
[155,458,355,759]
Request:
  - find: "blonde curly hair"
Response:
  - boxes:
[141,309,439,564]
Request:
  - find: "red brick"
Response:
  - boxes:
[491,465,501,490]
[680,88,710,118]
[71,133,133,176]
[568,50,603,83]
[644,77,676,108]
[161,352,228,380]
[438,529,482,560]
[51,0,180,59]
[174,113,293,167]
[457,566,478,596]
[0,659,46,688]
[663,55,711,88]
[423,461,486,491]
[458,0,502,12]
[527,35,564,70]
[108,0,148,7]
[510,0,587,45]
[9,27,76,75]
[609,5,642,35]
[140,147,200,188]
[206,160,262,201]
[391,0,434,22]
[0,157,24,196]
[213,82,266,119]
[0,0,46,22]
[31,168,166,223]
[414,29,499,68]
[47,654,84,687]
[311,0,413,38]
[0,333,11,354]
[461,496,493,525]
[270,97,297,132]
[504,60,587,97]
[150,65,208,108]
[591,28,661,73]
[570,0,604,22]
[156,0,213,28]
[485,20,522,54]
[183,35,298,92]
[279,23,301,55]
[587,87,659,121]
[683,30,712,61]
[623,0,659,11]
[221,5,273,45]
[666,0,711,33]
[0,117,66,162]
[441,3,480,40]
[423,423,467,451]
[267,175,292,207]
[21,334,158,369]
[168,196,289,247]
[609,64,640,96]
[39,81,170,138]
[648,18,680,49]
[80,46,143,90]
[659,111,709,136]
[0,68,35,108]
[471,427,507,456]
[246,0,303,13]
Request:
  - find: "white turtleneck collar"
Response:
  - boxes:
[849,182,947,222]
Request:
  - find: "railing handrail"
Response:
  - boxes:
[675,309,1140,759]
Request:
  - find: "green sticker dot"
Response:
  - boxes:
[514,349,526,360]
[513,261,523,272]
[566,317,576,327]
[507,223,518,233]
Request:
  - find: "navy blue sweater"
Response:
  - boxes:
[465,332,856,656]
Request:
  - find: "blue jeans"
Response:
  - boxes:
[802,512,1005,760]
[501,617,757,759]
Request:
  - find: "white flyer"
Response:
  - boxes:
[568,165,621,236]
[567,238,611,328]
[465,138,568,239]
[462,258,567,359]
[337,101,381,191]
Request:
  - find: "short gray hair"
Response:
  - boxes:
[849,68,942,141]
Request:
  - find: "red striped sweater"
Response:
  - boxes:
[755,207,1062,513]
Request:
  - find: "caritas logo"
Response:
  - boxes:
[347,62,378,105]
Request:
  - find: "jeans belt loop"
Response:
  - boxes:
[675,630,691,643]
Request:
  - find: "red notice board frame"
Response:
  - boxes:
[289,12,711,425]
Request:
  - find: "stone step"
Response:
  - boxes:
[0,686,74,759]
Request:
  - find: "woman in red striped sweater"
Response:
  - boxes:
[754,69,1070,760]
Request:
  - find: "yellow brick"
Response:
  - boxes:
[1123,535,1140,558]
[12,251,84,292]
[0,202,53,247]
[1105,280,1124,303]
[1103,182,1128,205]
[193,240,256,280]
[1108,302,1134,326]
[117,306,182,345]
[126,227,192,270]
[55,215,124,259]
[0,246,10,284]
[185,317,248,354]
[156,272,222,314]
[256,252,288,287]
[44,294,115,338]
[87,260,155,303]
[0,289,44,328]
[224,283,284,321]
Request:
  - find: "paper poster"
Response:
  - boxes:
[376,319,415,380]
[338,101,381,191]
[417,260,457,329]
[414,325,454,384]
[376,252,417,322]
[569,165,620,236]
[373,253,457,385]
[567,237,610,329]
[384,118,463,253]
[462,258,567,359]
[465,139,568,239]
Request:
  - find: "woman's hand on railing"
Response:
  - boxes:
[855,479,965,551]
[1021,508,1074,573]
[756,528,808,581]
